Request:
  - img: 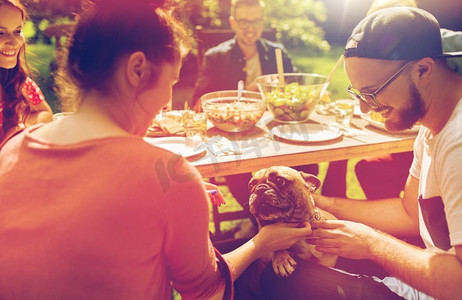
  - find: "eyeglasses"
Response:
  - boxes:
[235,18,264,29]
[346,60,414,111]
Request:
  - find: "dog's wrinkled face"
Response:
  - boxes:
[248,166,321,226]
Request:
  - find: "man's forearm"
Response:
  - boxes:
[321,196,419,236]
[369,232,462,300]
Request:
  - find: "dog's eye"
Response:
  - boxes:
[275,176,287,187]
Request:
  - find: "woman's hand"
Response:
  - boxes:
[203,182,226,207]
[25,101,54,126]
[307,219,380,260]
[222,222,312,280]
[253,222,312,257]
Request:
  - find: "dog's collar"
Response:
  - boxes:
[309,208,324,223]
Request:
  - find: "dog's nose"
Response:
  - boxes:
[254,183,271,194]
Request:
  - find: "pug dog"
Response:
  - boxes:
[248,166,338,277]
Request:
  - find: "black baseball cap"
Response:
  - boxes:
[344,6,462,60]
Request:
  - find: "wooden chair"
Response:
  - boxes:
[195,25,277,71]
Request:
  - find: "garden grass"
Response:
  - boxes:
[27,43,55,78]
[291,45,350,100]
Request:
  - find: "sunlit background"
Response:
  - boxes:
[22,0,462,112]
[323,0,462,43]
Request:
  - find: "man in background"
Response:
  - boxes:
[190,0,294,110]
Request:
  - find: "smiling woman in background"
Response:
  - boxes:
[0,0,53,145]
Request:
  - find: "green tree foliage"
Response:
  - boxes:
[23,0,82,20]
[172,0,223,29]
[22,0,330,53]
[174,0,330,54]
[22,0,84,43]
[265,0,330,53]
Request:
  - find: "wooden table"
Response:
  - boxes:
[191,111,417,178]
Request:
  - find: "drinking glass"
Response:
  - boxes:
[52,112,74,121]
[333,99,355,127]
[183,112,207,142]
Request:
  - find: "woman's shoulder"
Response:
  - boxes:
[105,137,200,175]
[112,138,205,198]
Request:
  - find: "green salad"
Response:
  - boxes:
[264,82,322,122]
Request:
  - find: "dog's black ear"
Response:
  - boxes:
[300,172,321,192]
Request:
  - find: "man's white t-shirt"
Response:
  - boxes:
[245,53,262,89]
[380,98,462,300]
[410,98,462,254]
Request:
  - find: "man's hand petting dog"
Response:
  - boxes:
[249,166,338,277]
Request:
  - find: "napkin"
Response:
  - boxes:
[146,110,188,137]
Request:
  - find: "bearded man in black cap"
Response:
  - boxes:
[260,7,462,300]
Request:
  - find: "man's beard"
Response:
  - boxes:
[385,82,426,132]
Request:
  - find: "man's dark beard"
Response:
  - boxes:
[385,82,425,132]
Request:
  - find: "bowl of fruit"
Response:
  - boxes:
[256,73,329,123]
[201,90,266,132]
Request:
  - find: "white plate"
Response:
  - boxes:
[271,123,342,143]
[361,114,420,133]
[143,137,206,159]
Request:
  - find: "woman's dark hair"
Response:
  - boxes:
[58,0,190,106]
[0,0,29,137]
